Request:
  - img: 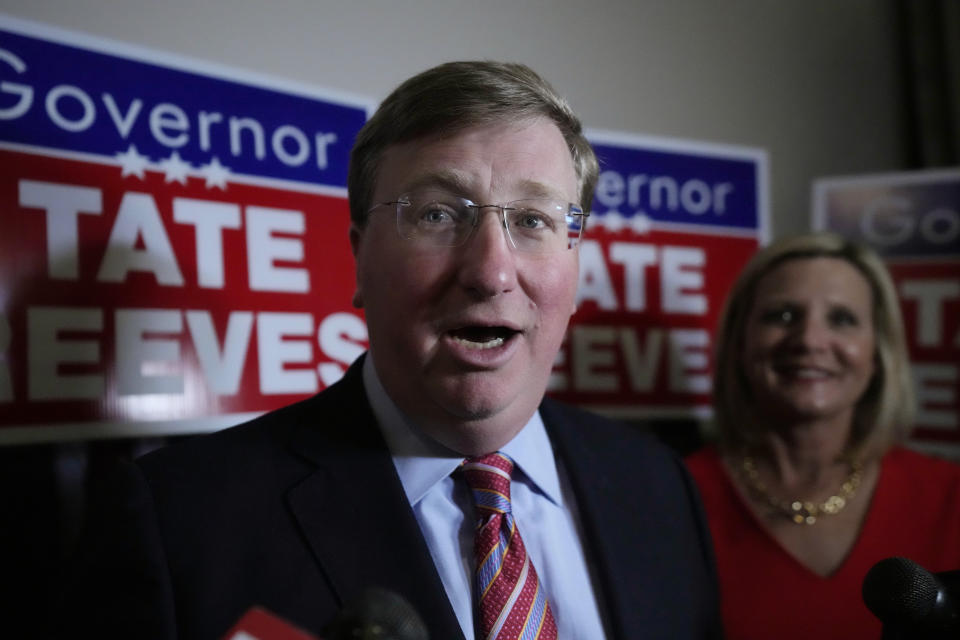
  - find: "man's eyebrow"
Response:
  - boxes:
[400,174,570,202]
[400,171,473,196]
[511,179,568,201]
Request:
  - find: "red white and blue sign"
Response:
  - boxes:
[0,17,769,443]
[0,16,371,443]
[813,168,960,457]
[550,130,769,418]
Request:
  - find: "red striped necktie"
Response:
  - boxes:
[461,452,559,640]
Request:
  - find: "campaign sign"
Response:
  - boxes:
[0,17,371,444]
[548,130,769,417]
[813,169,960,456]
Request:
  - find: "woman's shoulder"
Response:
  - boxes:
[685,443,720,462]
[684,444,724,481]
[873,446,960,567]
[884,445,960,472]
[881,445,960,492]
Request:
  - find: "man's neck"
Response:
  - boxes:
[362,354,538,455]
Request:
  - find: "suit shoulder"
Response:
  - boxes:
[134,391,328,480]
[540,396,684,471]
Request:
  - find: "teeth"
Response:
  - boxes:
[793,368,828,379]
[452,336,505,350]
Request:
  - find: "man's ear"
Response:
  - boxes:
[349,224,363,257]
[349,224,364,308]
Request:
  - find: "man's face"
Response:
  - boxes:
[350,118,580,455]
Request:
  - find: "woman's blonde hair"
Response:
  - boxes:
[712,232,915,458]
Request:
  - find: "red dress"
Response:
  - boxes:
[685,446,960,640]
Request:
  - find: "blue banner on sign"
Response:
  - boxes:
[590,141,761,232]
[0,28,367,188]
[818,177,960,259]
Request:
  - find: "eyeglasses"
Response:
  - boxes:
[366,190,589,254]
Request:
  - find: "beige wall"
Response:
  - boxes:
[0,0,904,237]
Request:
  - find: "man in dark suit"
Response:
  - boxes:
[56,61,721,639]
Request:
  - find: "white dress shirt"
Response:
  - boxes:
[363,357,608,639]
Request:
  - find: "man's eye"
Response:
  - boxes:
[423,209,450,223]
[511,210,553,231]
[417,206,458,225]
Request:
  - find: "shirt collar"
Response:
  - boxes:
[362,355,563,508]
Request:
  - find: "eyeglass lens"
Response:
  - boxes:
[395,192,583,253]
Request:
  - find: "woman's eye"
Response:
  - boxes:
[828,307,859,327]
[760,308,796,325]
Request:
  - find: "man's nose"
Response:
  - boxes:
[456,207,519,297]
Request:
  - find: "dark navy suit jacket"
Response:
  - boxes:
[55,357,722,639]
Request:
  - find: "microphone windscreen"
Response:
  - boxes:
[324,587,428,640]
[862,556,940,625]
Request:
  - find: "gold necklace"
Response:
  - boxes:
[739,455,863,525]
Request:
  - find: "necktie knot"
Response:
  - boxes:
[462,452,514,517]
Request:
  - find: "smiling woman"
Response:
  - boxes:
[685,231,960,640]
[741,256,877,428]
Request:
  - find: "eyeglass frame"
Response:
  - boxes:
[365,190,590,253]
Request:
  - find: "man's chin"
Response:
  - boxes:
[429,370,526,416]
[433,393,505,423]
[420,403,527,456]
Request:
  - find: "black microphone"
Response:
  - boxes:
[862,556,960,639]
[324,587,429,640]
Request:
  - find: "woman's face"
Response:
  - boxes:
[741,256,877,425]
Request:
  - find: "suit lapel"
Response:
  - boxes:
[284,359,465,639]
[541,399,642,640]
[543,399,722,639]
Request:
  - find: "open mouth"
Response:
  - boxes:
[449,326,519,350]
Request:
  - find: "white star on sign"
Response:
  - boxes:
[115,144,150,179]
[630,213,653,235]
[158,151,191,185]
[199,156,231,190]
[600,211,626,233]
